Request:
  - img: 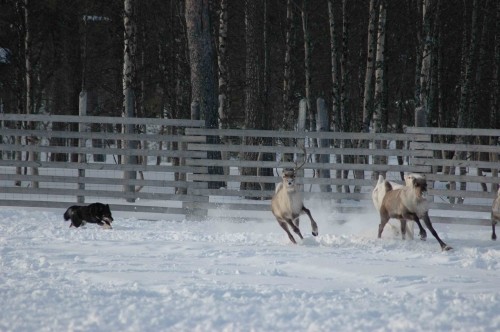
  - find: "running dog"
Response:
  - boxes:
[63,202,114,229]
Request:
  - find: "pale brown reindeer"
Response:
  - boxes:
[379,176,452,251]
[491,187,500,240]
[372,173,424,240]
[271,158,318,244]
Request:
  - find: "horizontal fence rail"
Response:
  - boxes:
[1,113,499,228]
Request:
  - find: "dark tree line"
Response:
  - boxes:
[0,0,499,134]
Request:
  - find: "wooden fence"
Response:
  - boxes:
[1,113,499,226]
[0,114,207,219]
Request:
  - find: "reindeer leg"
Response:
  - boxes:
[400,219,407,240]
[411,215,427,241]
[293,217,300,228]
[277,219,296,244]
[302,206,318,236]
[422,213,452,251]
[492,218,497,241]
[378,212,390,238]
[406,220,415,240]
[286,218,304,240]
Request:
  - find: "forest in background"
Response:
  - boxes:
[0,0,499,134]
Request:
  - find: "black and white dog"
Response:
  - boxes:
[63,203,114,229]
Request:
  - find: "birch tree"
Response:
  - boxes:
[217,0,229,129]
[362,0,377,132]
[21,0,39,188]
[327,0,342,194]
[122,0,138,201]
[217,0,230,177]
[418,0,435,125]
[372,0,387,181]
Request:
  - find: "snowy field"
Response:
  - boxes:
[1,203,499,332]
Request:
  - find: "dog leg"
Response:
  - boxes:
[70,217,83,228]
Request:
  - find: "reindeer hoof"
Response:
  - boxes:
[312,231,318,237]
[492,234,497,241]
[442,245,453,251]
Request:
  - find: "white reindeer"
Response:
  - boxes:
[491,187,500,240]
[379,176,452,251]
[271,159,318,244]
[372,173,424,240]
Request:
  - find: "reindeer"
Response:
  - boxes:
[271,154,318,244]
[379,176,452,251]
[491,187,500,240]
[372,173,424,240]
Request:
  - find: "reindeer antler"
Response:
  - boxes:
[294,146,307,172]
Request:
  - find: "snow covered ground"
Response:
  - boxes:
[1,204,499,332]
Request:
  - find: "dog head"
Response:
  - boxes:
[100,204,114,225]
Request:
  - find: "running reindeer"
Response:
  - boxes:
[491,187,500,240]
[271,149,319,244]
[372,173,425,240]
[379,175,452,251]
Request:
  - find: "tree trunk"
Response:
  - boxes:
[413,0,423,110]
[419,0,435,124]
[240,0,261,194]
[218,0,230,178]
[122,0,138,202]
[455,0,480,204]
[217,0,230,129]
[490,0,500,193]
[458,0,479,129]
[340,0,353,193]
[372,0,387,181]
[23,0,39,189]
[301,0,313,131]
[260,0,274,191]
[282,0,295,132]
[340,0,350,133]
[185,0,223,189]
[362,0,377,132]
[327,0,342,196]
[356,0,378,192]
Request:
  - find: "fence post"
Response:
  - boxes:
[77,91,87,204]
[176,102,200,195]
[316,98,331,192]
[184,101,208,220]
[297,99,307,183]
